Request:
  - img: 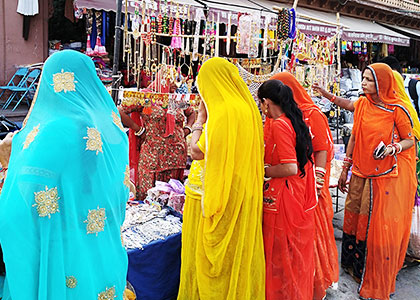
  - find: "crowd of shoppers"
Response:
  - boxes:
[0,51,417,300]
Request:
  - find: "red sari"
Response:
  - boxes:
[263,115,317,300]
[271,72,339,299]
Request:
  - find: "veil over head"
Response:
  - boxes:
[0,50,129,299]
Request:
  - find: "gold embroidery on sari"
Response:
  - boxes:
[85,207,106,235]
[66,276,77,288]
[98,286,116,300]
[23,124,40,149]
[112,111,124,131]
[124,165,130,189]
[83,127,103,154]
[52,69,77,93]
[33,186,60,218]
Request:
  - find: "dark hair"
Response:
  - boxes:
[258,80,313,177]
[380,56,402,74]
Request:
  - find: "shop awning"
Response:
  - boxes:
[340,16,409,46]
[75,0,204,13]
[295,7,410,46]
[379,23,420,41]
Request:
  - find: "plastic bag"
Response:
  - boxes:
[408,191,420,259]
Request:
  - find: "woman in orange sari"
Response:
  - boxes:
[339,63,416,300]
[271,72,338,300]
[258,79,317,300]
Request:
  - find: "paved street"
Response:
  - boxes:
[327,188,420,300]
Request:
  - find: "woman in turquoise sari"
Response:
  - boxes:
[0,50,129,300]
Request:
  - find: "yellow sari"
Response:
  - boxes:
[178,57,265,299]
[393,70,420,140]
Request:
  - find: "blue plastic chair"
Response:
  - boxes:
[2,69,41,111]
[0,67,29,100]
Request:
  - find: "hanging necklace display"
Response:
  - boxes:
[192,8,204,61]
[263,16,271,61]
[184,5,191,55]
[122,0,130,63]
[168,1,174,37]
[249,12,260,58]
[162,0,169,34]
[226,12,232,56]
[150,15,158,76]
[171,3,182,49]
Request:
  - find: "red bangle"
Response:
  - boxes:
[330,95,337,103]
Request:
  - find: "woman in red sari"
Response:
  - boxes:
[272,72,339,299]
[258,79,318,300]
[119,68,195,199]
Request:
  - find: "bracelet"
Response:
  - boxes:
[395,142,402,154]
[387,144,396,156]
[342,164,350,171]
[184,126,192,134]
[192,123,203,131]
[330,95,337,103]
[343,156,353,164]
[264,165,272,181]
[315,166,326,178]
[134,127,145,136]
[192,127,203,133]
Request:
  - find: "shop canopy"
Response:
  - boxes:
[379,23,420,42]
[76,0,410,46]
[296,7,409,46]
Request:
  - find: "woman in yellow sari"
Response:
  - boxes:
[177,57,265,300]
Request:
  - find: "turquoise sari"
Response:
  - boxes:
[0,50,129,299]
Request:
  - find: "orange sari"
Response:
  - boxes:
[342,63,416,300]
[271,72,338,299]
[263,115,317,300]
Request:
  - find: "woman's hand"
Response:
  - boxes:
[338,169,349,193]
[312,82,328,97]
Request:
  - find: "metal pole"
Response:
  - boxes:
[111,0,123,105]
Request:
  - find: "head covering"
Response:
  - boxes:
[393,70,420,140]
[197,57,264,218]
[365,63,405,105]
[195,57,265,295]
[270,72,334,161]
[270,71,318,111]
[352,63,413,178]
[0,50,129,298]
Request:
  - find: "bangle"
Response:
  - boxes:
[395,143,402,154]
[315,166,326,177]
[184,126,192,134]
[192,123,203,131]
[343,156,353,164]
[264,165,272,181]
[134,127,145,136]
[192,127,203,133]
[387,144,396,156]
[330,95,337,103]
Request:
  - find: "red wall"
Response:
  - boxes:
[0,0,48,85]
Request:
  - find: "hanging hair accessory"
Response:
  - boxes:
[288,8,296,39]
